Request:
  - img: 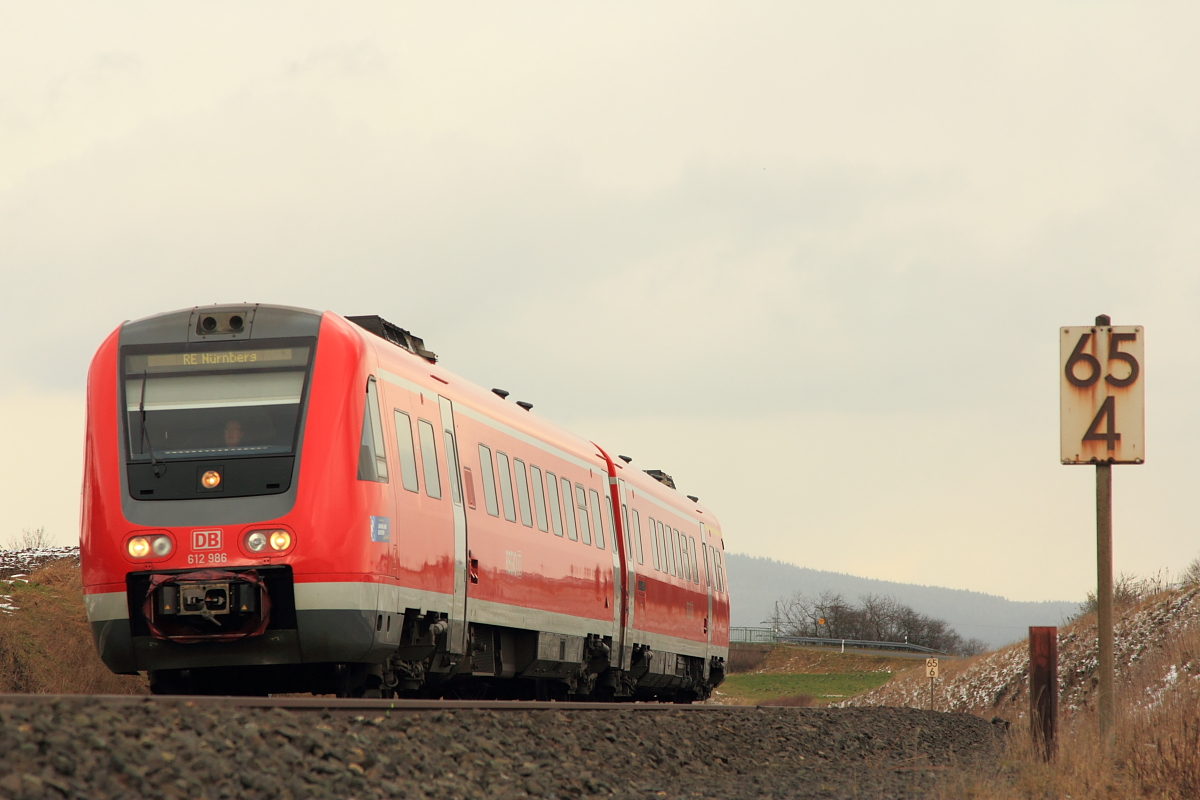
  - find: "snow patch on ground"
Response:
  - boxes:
[839,584,1200,717]
[0,546,80,613]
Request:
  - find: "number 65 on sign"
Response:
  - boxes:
[1060,325,1144,465]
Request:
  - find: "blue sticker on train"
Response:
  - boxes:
[370,516,390,543]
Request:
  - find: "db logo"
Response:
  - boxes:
[192,530,222,551]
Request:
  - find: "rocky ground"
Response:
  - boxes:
[0,696,1005,800]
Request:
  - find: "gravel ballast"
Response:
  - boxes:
[0,696,1005,800]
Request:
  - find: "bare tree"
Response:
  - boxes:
[768,589,984,655]
[3,526,52,551]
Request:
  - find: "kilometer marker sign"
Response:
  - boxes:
[1060,315,1143,742]
[1060,324,1144,464]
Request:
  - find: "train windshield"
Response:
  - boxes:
[122,341,314,462]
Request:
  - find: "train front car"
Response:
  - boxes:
[81,305,392,695]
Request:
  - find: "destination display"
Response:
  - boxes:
[125,347,309,374]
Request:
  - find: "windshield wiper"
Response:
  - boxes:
[138,370,164,477]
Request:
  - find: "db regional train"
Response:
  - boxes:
[80,304,730,699]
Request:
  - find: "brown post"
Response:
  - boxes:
[1029,626,1058,758]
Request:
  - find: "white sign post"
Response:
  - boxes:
[1060,315,1144,740]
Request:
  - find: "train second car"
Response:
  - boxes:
[81,304,730,699]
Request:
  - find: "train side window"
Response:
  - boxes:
[496,453,517,522]
[631,509,644,565]
[546,471,565,537]
[575,484,593,545]
[391,410,419,492]
[417,419,441,499]
[648,515,660,570]
[559,476,578,540]
[357,377,389,483]
[716,550,726,593]
[477,445,500,517]
[659,520,674,576]
[605,494,617,553]
[514,459,534,527]
[703,542,712,588]
[684,532,695,583]
[589,489,606,550]
[621,504,632,560]
[689,536,700,584]
[675,529,689,582]
[443,431,462,506]
[530,466,549,532]
[667,525,678,578]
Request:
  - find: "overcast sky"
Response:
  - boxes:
[3,3,1199,602]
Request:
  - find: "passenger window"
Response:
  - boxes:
[575,484,592,545]
[478,445,500,517]
[689,536,700,584]
[392,410,419,492]
[675,529,689,582]
[496,453,517,522]
[357,377,389,483]
[417,419,440,498]
[703,543,712,587]
[559,477,577,540]
[683,532,694,582]
[648,515,660,570]
[716,550,726,593]
[443,431,462,505]
[632,509,644,565]
[604,495,617,553]
[530,466,549,531]
[621,505,632,559]
[589,489,606,550]
[514,459,533,527]
[546,471,565,537]
[659,520,673,576]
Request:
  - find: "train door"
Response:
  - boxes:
[616,478,636,670]
[701,522,715,676]
[439,396,469,656]
[602,483,624,669]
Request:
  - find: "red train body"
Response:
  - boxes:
[81,305,730,699]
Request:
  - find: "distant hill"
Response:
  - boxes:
[725,553,1081,649]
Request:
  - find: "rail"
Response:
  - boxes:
[729,627,946,655]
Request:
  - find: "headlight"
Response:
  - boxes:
[127,534,171,559]
[245,528,292,554]
[201,470,222,489]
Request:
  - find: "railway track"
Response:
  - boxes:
[2,694,751,712]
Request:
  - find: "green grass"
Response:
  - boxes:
[717,671,893,704]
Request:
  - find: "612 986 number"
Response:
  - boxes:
[187,552,227,565]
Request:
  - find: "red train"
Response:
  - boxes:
[81,304,730,699]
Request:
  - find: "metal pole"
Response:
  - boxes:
[929,677,934,712]
[1096,461,1114,739]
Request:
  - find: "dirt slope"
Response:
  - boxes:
[0,551,145,695]
[841,582,1200,719]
